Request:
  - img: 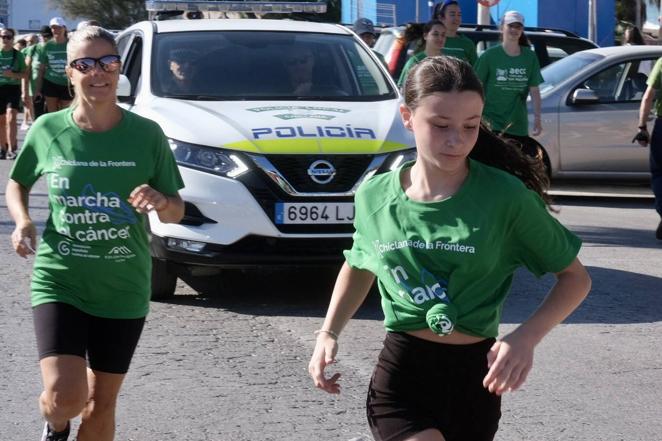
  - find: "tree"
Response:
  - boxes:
[49,0,147,29]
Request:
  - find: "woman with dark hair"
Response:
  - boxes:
[624,25,646,46]
[35,17,73,113]
[397,20,446,88]
[309,56,591,441]
[434,0,476,65]
[474,10,543,158]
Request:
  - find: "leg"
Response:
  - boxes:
[0,112,7,153]
[45,96,59,114]
[39,355,88,432]
[59,99,72,110]
[651,119,662,217]
[77,369,126,441]
[7,108,17,151]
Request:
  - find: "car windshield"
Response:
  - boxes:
[539,51,602,94]
[152,30,396,101]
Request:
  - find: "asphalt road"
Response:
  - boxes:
[1,123,661,441]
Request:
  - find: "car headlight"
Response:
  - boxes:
[168,139,249,178]
[388,148,417,170]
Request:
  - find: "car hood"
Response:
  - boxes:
[137,98,413,154]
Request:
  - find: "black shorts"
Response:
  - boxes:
[0,84,21,114]
[366,332,501,441]
[42,78,74,101]
[33,302,145,374]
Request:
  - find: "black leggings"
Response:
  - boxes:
[33,302,145,374]
[367,332,501,441]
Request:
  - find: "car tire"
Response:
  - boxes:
[151,257,177,300]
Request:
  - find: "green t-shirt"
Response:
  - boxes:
[0,49,26,86]
[474,45,543,136]
[647,57,662,116]
[344,159,581,338]
[10,108,185,319]
[443,34,477,66]
[398,51,427,88]
[39,40,68,85]
[25,44,41,93]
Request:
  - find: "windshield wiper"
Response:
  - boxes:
[161,94,223,100]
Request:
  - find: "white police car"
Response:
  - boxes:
[116,1,414,298]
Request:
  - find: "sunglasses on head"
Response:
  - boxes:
[69,55,121,73]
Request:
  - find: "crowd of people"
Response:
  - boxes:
[1,4,660,441]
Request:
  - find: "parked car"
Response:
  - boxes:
[531,45,661,181]
[115,9,415,298]
[374,23,598,81]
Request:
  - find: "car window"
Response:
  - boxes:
[582,63,628,102]
[151,31,396,101]
[540,52,602,94]
[616,58,657,102]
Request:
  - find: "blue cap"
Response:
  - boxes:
[354,17,376,36]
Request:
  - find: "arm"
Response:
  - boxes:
[6,179,38,258]
[308,262,375,394]
[35,62,45,98]
[128,184,185,224]
[530,85,542,136]
[637,85,656,146]
[482,257,591,395]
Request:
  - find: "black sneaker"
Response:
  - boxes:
[656,219,662,240]
[40,422,70,441]
[0,149,5,160]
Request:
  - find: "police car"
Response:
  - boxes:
[116,1,414,298]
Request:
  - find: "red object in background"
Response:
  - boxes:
[477,0,499,6]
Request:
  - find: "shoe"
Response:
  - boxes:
[20,122,30,131]
[0,149,5,160]
[656,219,662,240]
[40,422,70,441]
[6,150,16,160]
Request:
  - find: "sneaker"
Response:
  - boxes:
[40,422,70,441]
[20,121,30,131]
[656,219,662,240]
[5,150,16,160]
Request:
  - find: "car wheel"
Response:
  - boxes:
[151,257,177,300]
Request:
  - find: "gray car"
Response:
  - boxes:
[533,45,662,181]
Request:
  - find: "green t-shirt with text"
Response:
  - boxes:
[647,57,662,117]
[474,45,543,136]
[10,108,184,319]
[443,34,477,66]
[398,51,427,88]
[39,40,68,85]
[344,159,581,338]
[0,49,26,86]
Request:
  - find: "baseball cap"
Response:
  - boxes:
[354,17,376,36]
[40,25,53,37]
[49,17,67,27]
[502,10,525,26]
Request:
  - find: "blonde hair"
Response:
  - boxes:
[67,26,119,107]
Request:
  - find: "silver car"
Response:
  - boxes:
[533,45,662,181]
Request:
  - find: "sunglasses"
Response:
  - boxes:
[69,55,121,73]
[1,35,13,40]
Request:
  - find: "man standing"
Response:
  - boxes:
[353,17,387,68]
[0,27,27,160]
[636,57,662,240]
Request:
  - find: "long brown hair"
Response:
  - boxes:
[402,56,551,207]
[399,20,446,54]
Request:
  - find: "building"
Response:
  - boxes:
[1,0,81,31]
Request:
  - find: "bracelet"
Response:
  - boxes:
[314,329,339,340]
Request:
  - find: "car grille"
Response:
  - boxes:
[264,154,375,193]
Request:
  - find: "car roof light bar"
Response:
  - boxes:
[145,0,327,15]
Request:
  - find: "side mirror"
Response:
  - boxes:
[117,74,131,98]
[571,88,599,104]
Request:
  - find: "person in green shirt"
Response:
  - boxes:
[397,20,446,88]
[35,17,73,114]
[20,33,39,129]
[474,10,543,158]
[6,26,185,441]
[309,56,591,441]
[29,26,53,119]
[0,27,27,160]
[434,0,477,65]
[353,17,388,68]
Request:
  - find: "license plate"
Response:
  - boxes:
[275,202,355,224]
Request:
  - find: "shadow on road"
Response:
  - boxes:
[160,264,661,325]
[572,225,662,250]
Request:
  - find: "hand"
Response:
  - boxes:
[308,334,341,394]
[11,221,38,258]
[632,128,649,146]
[532,118,542,136]
[482,331,535,395]
[128,184,169,214]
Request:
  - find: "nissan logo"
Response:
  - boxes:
[307,160,336,184]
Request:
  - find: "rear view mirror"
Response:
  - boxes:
[571,88,599,104]
[117,74,131,98]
